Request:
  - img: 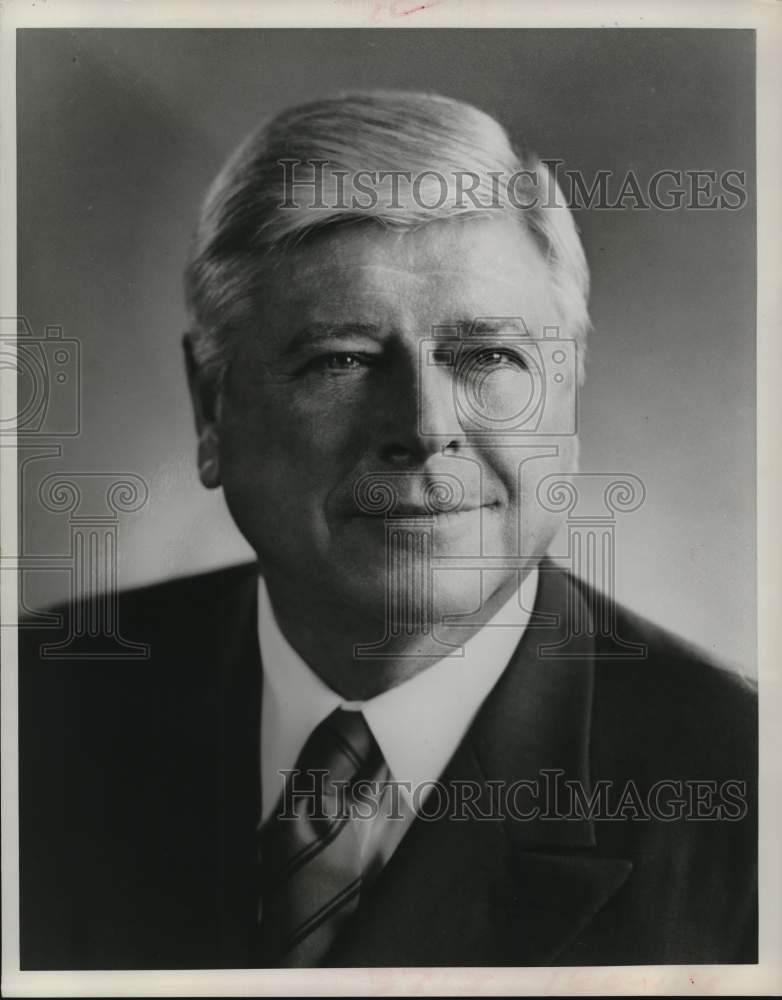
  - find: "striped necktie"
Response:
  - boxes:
[257,707,383,967]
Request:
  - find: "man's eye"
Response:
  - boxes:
[309,353,372,373]
[325,354,363,370]
[465,348,529,372]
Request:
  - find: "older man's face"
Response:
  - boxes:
[208,216,580,623]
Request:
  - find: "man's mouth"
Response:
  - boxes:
[349,501,498,518]
[345,471,499,520]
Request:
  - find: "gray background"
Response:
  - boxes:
[17,28,756,670]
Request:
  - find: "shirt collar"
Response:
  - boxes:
[258,568,539,820]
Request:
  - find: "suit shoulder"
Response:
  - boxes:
[612,594,755,703]
[18,561,259,785]
[570,571,755,696]
[17,561,259,701]
[93,560,257,615]
[569,574,757,775]
[20,561,257,632]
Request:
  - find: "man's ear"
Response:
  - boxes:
[183,331,222,490]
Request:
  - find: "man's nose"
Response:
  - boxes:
[376,357,461,466]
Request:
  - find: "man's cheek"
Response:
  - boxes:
[500,437,579,492]
[515,444,578,543]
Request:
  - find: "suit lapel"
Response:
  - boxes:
[328,561,632,966]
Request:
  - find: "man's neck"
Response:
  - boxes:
[260,570,533,701]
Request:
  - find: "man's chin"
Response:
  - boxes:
[322,562,492,632]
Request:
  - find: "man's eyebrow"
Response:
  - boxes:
[283,321,383,355]
[465,317,532,336]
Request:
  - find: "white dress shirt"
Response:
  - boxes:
[258,567,539,877]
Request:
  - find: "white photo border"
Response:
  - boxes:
[1,1,780,996]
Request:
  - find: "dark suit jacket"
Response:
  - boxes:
[18,560,757,969]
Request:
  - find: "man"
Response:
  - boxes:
[18,91,756,969]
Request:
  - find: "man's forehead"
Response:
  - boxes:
[268,215,545,272]
[257,217,556,326]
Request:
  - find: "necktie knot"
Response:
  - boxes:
[296,707,379,788]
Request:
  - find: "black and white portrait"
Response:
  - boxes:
[4,6,776,996]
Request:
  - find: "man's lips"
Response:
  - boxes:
[347,501,498,518]
[345,470,498,519]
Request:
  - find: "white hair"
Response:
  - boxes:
[184,90,590,386]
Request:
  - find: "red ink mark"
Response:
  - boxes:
[372,0,445,20]
[689,977,695,985]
